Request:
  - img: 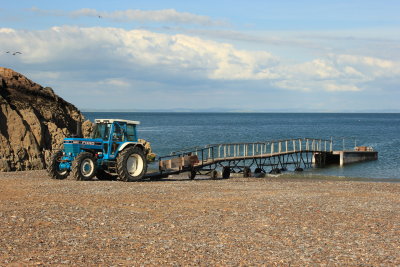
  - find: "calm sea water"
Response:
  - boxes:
[83,112,400,180]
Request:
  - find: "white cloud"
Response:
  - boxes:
[31,7,228,27]
[1,26,399,97]
[97,78,130,87]
[324,83,361,92]
[0,28,15,33]
[0,26,278,81]
[336,54,394,68]
[273,54,400,92]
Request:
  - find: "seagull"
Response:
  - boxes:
[12,52,22,55]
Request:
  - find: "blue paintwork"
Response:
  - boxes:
[56,121,140,172]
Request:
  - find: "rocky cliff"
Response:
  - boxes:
[0,67,84,171]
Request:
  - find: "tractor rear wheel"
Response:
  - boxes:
[116,146,147,182]
[47,150,69,179]
[72,152,97,181]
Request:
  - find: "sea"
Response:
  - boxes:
[83,112,400,180]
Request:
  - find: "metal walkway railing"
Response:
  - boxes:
[158,138,333,170]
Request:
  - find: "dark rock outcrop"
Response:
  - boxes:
[0,67,84,171]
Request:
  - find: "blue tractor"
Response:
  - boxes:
[47,119,147,181]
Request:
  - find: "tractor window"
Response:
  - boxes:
[112,123,124,142]
[92,123,111,141]
[126,124,136,141]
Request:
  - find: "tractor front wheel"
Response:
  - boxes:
[47,150,69,180]
[72,152,97,181]
[116,146,147,182]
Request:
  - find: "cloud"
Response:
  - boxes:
[97,78,130,87]
[0,28,15,33]
[324,83,360,92]
[0,26,278,82]
[30,7,228,27]
[273,54,400,92]
[1,25,399,100]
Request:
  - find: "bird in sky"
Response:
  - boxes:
[12,52,22,55]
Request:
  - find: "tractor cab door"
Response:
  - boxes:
[109,122,127,158]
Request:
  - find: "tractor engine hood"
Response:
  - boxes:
[64,138,103,154]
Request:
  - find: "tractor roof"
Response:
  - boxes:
[95,119,140,125]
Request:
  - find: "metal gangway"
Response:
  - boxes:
[147,138,333,179]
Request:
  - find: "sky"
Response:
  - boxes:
[1,0,399,112]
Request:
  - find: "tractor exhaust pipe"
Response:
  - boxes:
[76,121,82,138]
[71,121,83,138]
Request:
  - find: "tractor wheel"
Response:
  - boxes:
[116,146,147,182]
[47,150,69,180]
[222,167,231,179]
[72,152,97,181]
[96,169,116,181]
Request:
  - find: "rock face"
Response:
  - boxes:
[82,120,94,139]
[0,67,84,171]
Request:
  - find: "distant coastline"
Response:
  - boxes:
[81,109,400,113]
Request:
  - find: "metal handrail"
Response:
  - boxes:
[158,138,334,163]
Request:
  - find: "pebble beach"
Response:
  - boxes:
[0,170,399,265]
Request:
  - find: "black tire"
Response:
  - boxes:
[47,150,69,180]
[72,152,97,181]
[254,167,263,174]
[116,146,147,182]
[96,169,116,181]
[243,167,251,178]
[222,167,230,179]
[188,169,196,180]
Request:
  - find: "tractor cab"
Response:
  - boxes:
[92,119,140,160]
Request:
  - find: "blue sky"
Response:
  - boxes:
[1,0,399,111]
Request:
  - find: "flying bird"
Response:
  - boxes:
[98,15,102,18]
[13,52,22,55]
